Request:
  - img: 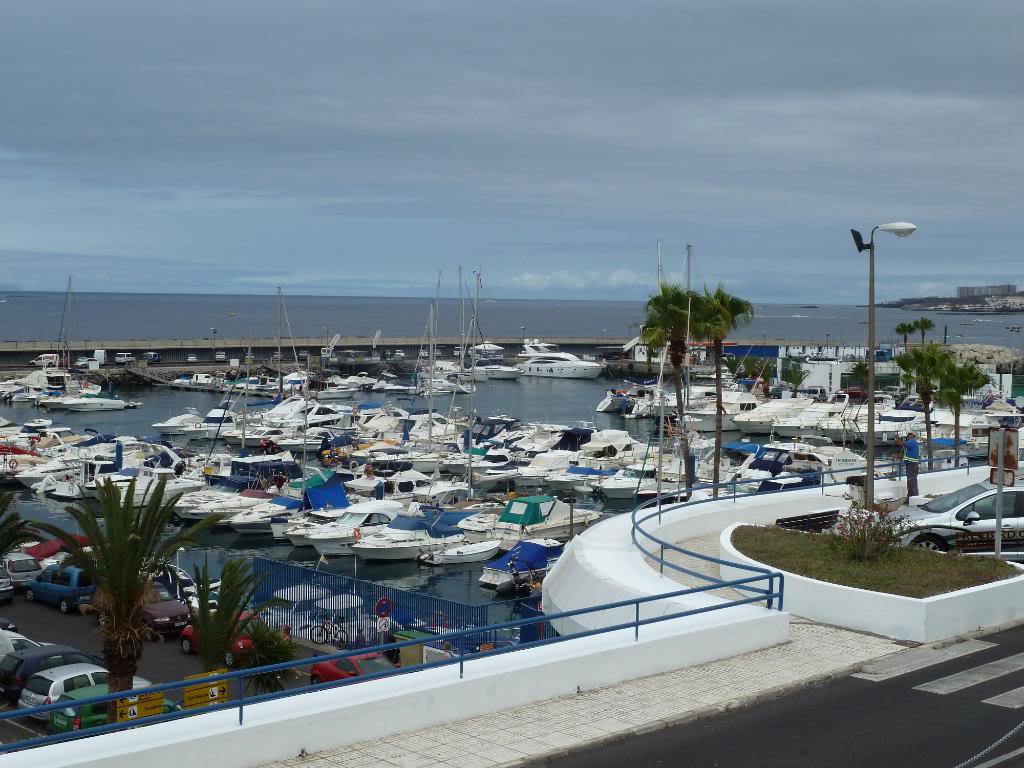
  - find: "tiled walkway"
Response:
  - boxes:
[270,527,903,768]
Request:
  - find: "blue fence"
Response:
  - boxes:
[251,557,500,650]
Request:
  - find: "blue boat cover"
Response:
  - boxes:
[485,540,563,572]
[270,496,304,510]
[932,437,968,447]
[386,510,471,538]
[567,466,617,476]
[303,476,350,510]
[723,442,761,454]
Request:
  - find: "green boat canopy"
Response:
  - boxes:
[290,470,334,491]
[465,446,488,456]
[498,495,555,526]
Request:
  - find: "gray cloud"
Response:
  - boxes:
[0,1,1019,300]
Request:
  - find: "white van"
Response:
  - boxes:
[113,352,136,364]
[30,354,59,368]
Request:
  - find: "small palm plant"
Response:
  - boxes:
[0,494,37,558]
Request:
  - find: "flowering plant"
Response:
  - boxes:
[828,502,909,562]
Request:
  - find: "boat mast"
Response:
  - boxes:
[467,271,482,498]
[65,275,73,370]
[684,244,693,411]
[458,265,466,370]
[276,286,283,396]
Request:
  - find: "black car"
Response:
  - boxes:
[0,644,99,704]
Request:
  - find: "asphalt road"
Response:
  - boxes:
[552,624,1024,768]
[0,592,319,745]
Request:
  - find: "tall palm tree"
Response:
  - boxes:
[894,322,914,349]
[34,479,219,693]
[913,317,936,345]
[896,344,953,470]
[641,283,698,488]
[937,360,991,467]
[0,494,37,558]
[690,285,754,494]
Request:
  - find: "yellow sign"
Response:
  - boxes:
[116,691,164,722]
[183,668,229,709]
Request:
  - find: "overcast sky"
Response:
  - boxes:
[0,1,1019,302]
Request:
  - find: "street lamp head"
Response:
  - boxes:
[878,221,917,238]
[850,229,869,253]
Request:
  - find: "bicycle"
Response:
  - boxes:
[304,612,349,648]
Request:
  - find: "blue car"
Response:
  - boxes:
[25,566,96,614]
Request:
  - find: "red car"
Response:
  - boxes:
[180,612,255,667]
[309,653,397,685]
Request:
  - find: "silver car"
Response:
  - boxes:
[903,481,1024,557]
[1,554,42,589]
[18,664,110,720]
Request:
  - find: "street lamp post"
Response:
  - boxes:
[850,222,917,507]
[210,327,217,361]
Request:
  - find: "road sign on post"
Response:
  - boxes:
[183,668,229,709]
[115,691,164,722]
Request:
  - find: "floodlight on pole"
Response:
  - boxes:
[849,221,918,509]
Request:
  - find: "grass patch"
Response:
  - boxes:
[732,525,1020,598]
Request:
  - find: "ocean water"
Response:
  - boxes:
[2,291,1022,349]
[0,378,652,607]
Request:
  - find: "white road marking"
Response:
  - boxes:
[852,640,996,682]
[915,652,1024,694]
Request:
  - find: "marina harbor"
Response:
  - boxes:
[2,3,1021,766]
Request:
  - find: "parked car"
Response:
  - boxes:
[0,630,40,659]
[0,567,12,604]
[113,352,136,364]
[2,553,42,590]
[0,618,16,632]
[0,645,100,705]
[29,354,59,367]
[48,680,174,734]
[180,611,255,667]
[25,565,96,614]
[903,482,1024,555]
[214,351,227,362]
[141,582,190,635]
[186,353,199,363]
[309,652,397,685]
[18,663,109,720]
[74,356,92,367]
[142,351,161,363]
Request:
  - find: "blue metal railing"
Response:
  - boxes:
[630,452,988,604]
[0,569,783,753]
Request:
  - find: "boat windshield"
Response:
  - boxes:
[920,483,989,514]
[334,512,368,526]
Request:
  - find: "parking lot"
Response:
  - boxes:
[0,594,319,746]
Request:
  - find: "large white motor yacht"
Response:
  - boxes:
[516,340,603,379]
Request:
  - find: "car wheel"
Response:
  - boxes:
[913,534,949,552]
[181,637,193,654]
[24,589,34,603]
[310,675,321,685]
[59,598,70,614]
[225,651,235,668]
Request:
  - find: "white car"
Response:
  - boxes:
[902,481,1024,556]
[0,630,41,659]
[187,354,199,363]
[18,664,111,720]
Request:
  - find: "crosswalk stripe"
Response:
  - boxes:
[915,652,1024,694]
[983,686,1024,709]
[852,640,996,682]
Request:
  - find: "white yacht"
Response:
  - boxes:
[299,500,403,553]
[349,509,470,561]
[732,397,814,435]
[177,408,239,440]
[771,392,855,438]
[151,408,203,436]
[471,364,522,381]
[684,390,761,432]
[516,340,603,379]
[63,396,132,412]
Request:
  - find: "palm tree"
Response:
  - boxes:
[848,361,870,389]
[896,344,953,470]
[722,355,744,378]
[913,317,936,345]
[241,620,301,695]
[34,479,219,693]
[0,494,37,558]
[690,285,754,494]
[894,322,914,349]
[782,364,811,391]
[641,283,698,488]
[937,360,991,467]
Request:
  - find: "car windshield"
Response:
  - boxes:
[357,656,396,675]
[0,655,20,673]
[8,559,39,573]
[920,483,990,514]
[150,583,175,601]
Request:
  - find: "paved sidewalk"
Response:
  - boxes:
[271,622,901,768]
